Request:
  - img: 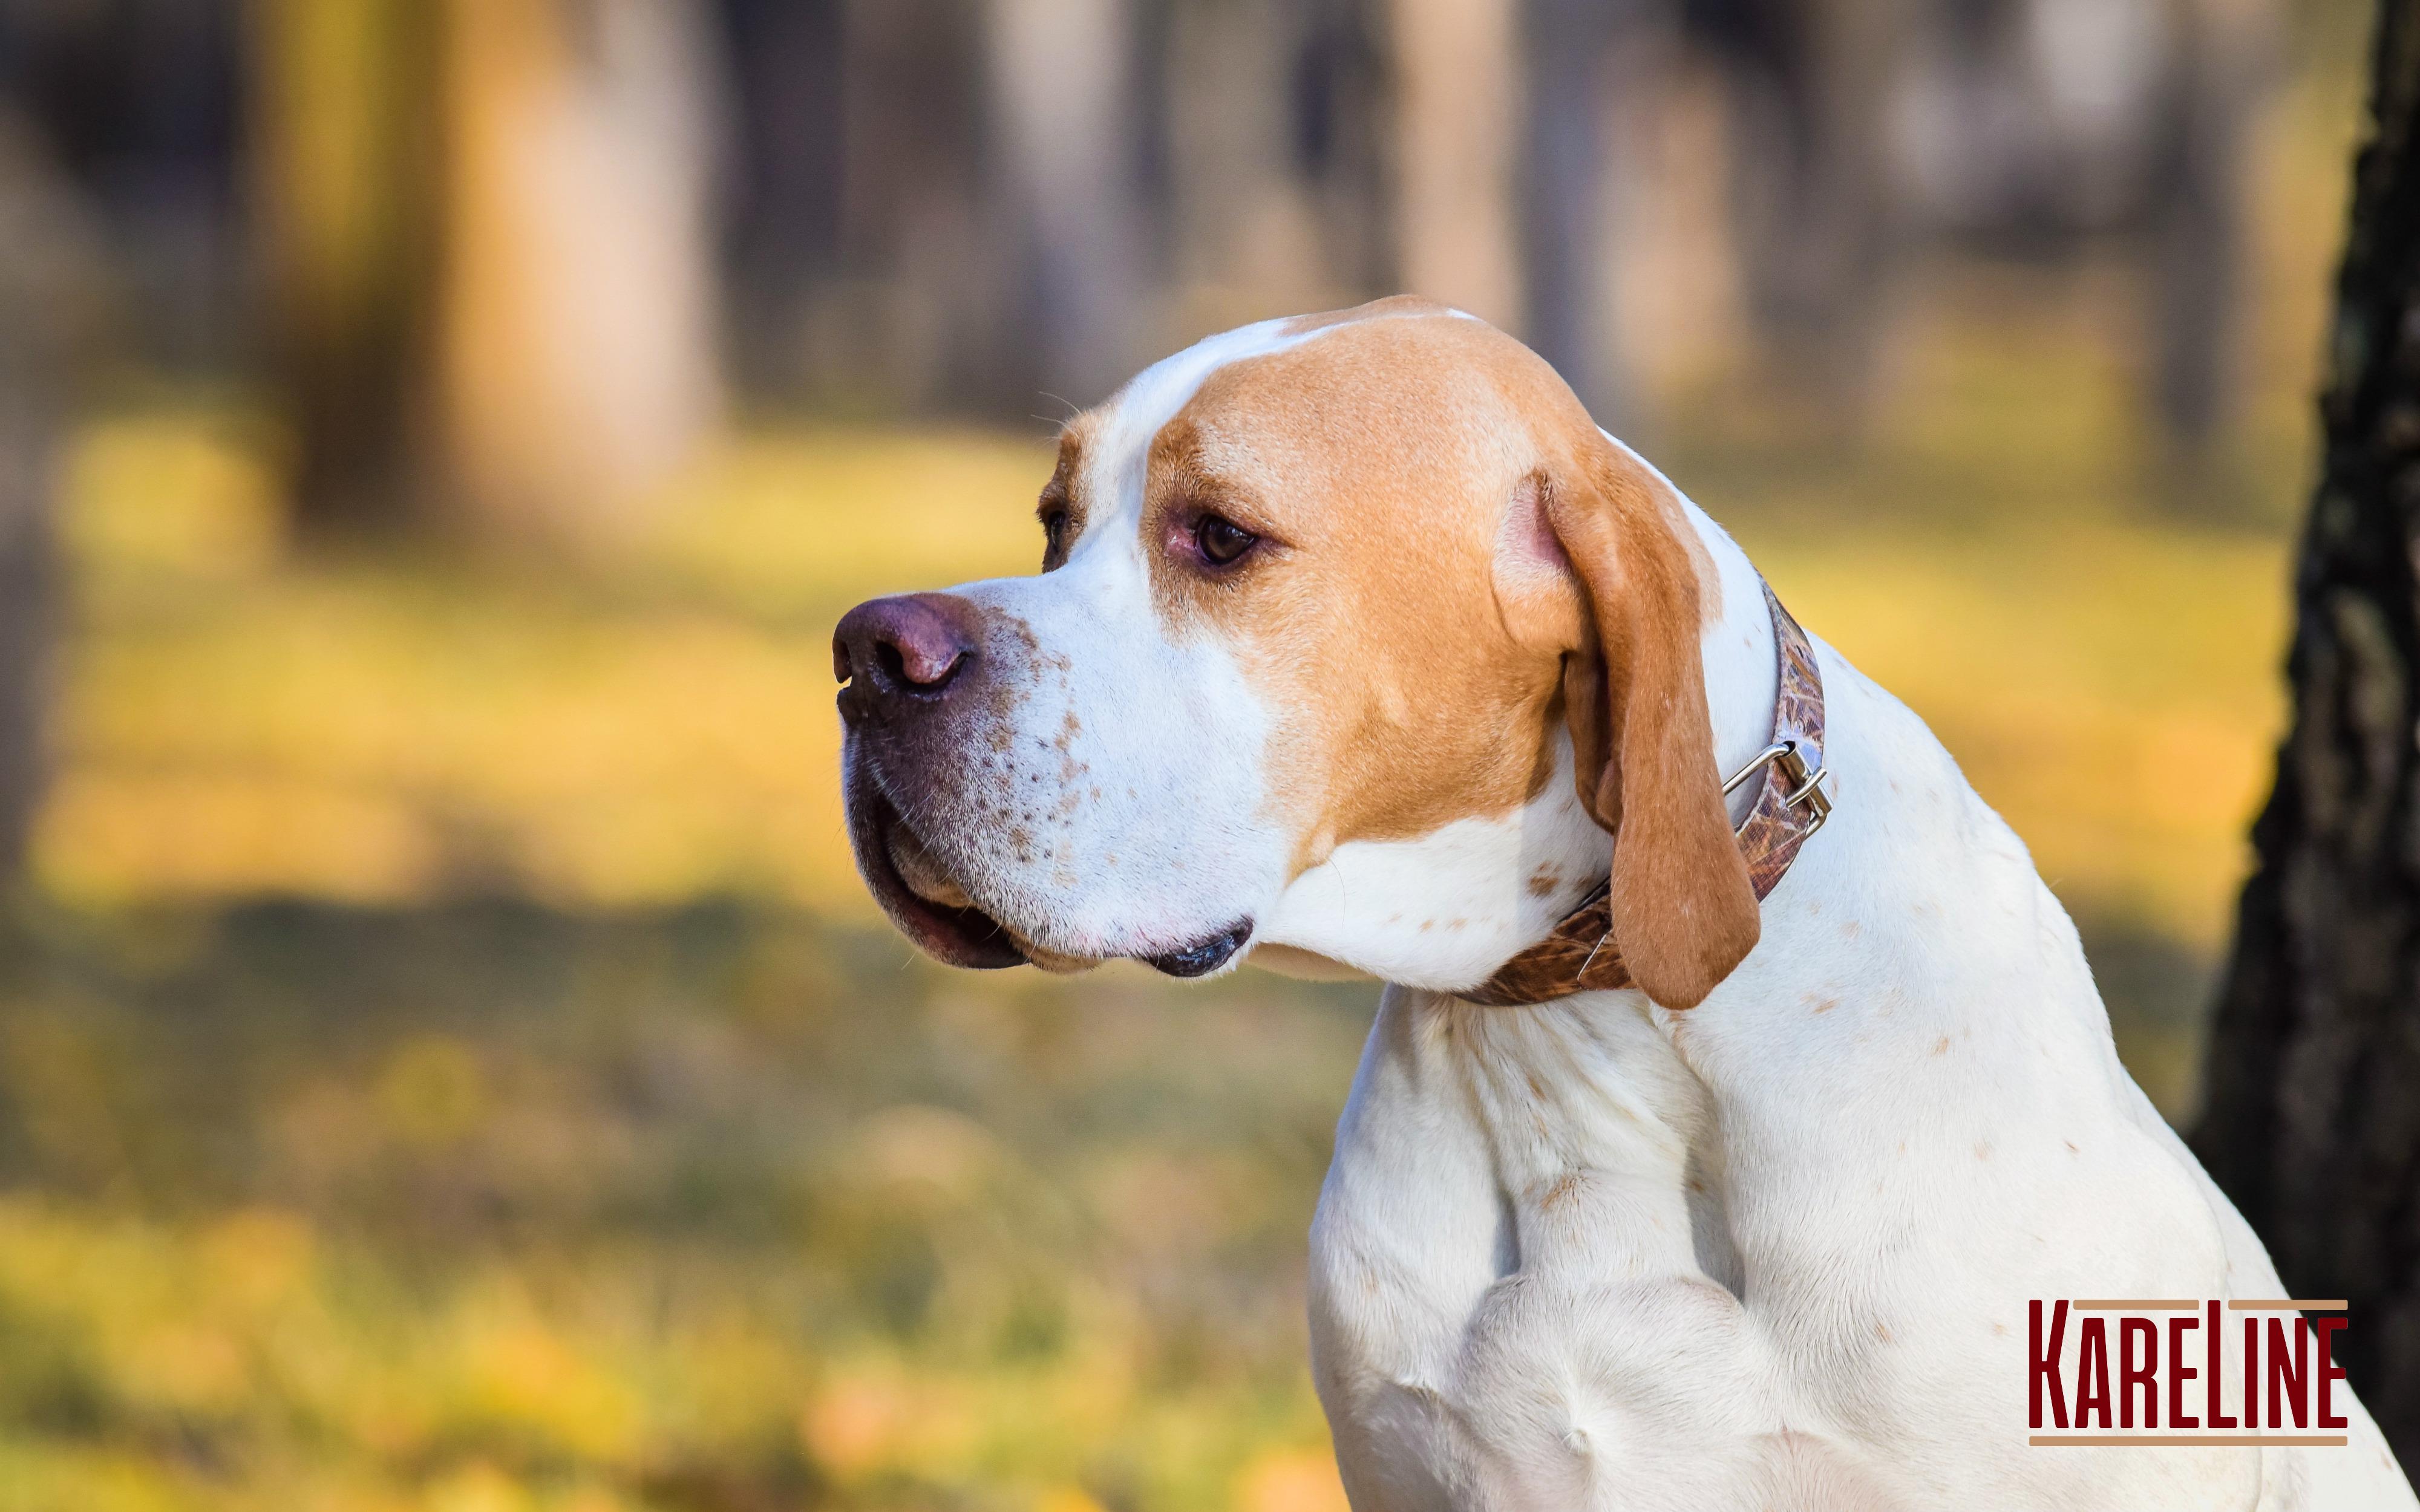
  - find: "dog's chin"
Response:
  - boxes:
[846,782,1028,970]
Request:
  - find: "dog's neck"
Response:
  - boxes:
[1688,501,1790,808]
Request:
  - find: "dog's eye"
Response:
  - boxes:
[1039,504,1071,565]
[1195,514,1258,567]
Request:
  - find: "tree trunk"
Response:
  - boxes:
[1388,0,1522,329]
[0,120,84,881]
[716,0,848,397]
[433,0,724,545]
[250,0,445,533]
[983,0,1144,406]
[1159,0,1330,321]
[1519,0,1617,421]
[2194,0,2420,1469]
[255,0,725,544]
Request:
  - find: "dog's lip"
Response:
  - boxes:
[1143,921,1254,978]
[848,780,1027,970]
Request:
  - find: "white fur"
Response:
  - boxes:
[1303,498,2418,1510]
[1257,743,1604,991]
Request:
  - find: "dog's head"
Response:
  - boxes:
[835,299,1758,1005]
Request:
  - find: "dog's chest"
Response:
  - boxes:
[1308,992,1837,1508]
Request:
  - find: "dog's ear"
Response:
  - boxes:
[1542,442,1758,1009]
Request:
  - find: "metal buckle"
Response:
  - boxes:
[1722,741,1793,797]
[1721,738,1831,836]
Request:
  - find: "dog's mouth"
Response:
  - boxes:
[846,767,1256,979]
[847,781,1027,970]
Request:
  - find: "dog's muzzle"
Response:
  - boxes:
[834,593,1028,969]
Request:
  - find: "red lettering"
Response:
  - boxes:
[2119,1317,2160,1427]
[2267,1317,2309,1429]
[2030,1300,2070,1429]
[2169,1313,2199,1429]
[2245,1317,2261,1426]
[2077,1316,2113,1429]
[2315,1316,2350,1429]
[2205,1300,2235,1428]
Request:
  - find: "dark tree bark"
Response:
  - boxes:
[0,127,79,882]
[716,0,847,396]
[2194,0,2420,1470]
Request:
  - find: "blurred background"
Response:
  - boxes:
[0,0,2378,1507]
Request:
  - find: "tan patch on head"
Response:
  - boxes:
[1037,413,1101,570]
[1141,310,1577,868]
[1114,300,1758,1005]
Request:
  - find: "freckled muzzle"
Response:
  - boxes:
[834,588,1259,979]
[834,591,1028,969]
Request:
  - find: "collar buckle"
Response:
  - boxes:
[1722,739,1831,838]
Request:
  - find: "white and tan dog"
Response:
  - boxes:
[833,299,2416,1510]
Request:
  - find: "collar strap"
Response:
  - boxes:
[1455,581,1830,1007]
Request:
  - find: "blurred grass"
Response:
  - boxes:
[0,904,1369,1511]
[0,45,2370,1506]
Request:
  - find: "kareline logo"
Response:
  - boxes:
[2029,1299,2352,1447]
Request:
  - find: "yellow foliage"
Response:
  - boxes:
[60,411,284,582]
[1235,1448,1352,1512]
[800,1368,917,1479]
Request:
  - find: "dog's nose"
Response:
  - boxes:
[834,593,978,722]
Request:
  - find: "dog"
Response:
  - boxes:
[833,298,2416,1509]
